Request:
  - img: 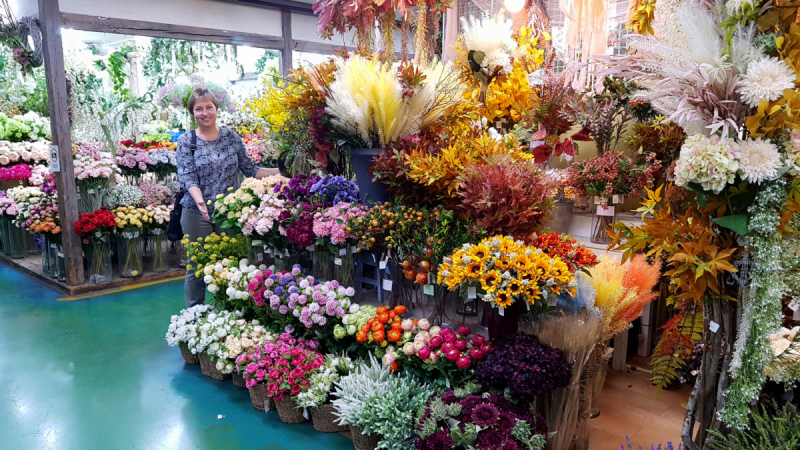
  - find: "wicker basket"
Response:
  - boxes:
[249,383,271,411]
[232,371,247,388]
[350,425,380,450]
[310,403,348,433]
[178,342,199,365]
[275,396,307,423]
[198,351,231,381]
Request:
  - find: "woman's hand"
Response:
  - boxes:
[255,167,280,179]
[196,200,210,221]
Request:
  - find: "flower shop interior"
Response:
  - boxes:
[1,0,799,449]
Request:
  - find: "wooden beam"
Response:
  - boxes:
[281,10,292,76]
[292,40,354,55]
[221,0,315,15]
[61,13,285,50]
[38,0,84,286]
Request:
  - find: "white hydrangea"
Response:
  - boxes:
[674,134,741,194]
[165,304,215,347]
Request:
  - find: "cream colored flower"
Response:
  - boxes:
[738,138,782,184]
[738,57,796,108]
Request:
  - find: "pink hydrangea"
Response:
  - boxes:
[312,202,366,245]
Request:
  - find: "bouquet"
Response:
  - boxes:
[310,175,360,205]
[144,203,173,272]
[207,318,275,374]
[313,202,367,246]
[236,334,322,397]
[212,181,286,239]
[116,145,151,177]
[333,304,377,340]
[202,258,263,310]
[73,208,117,238]
[0,113,31,142]
[113,205,154,277]
[0,162,31,181]
[15,112,51,140]
[112,206,154,231]
[416,392,548,450]
[28,165,50,186]
[531,233,598,274]
[475,333,571,402]
[295,354,356,408]
[139,183,173,207]
[166,304,215,349]
[191,309,245,355]
[75,141,105,158]
[439,236,575,314]
[184,232,251,279]
[106,184,144,209]
[566,150,661,201]
[0,191,19,219]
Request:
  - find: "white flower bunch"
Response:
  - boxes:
[192,309,244,354]
[674,134,741,194]
[165,304,215,347]
[106,184,144,209]
[296,353,356,408]
[222,259,263,301]
[14,112,52,140]
[459,11,518,76]
[240,176,288,197]
[0,140,50,166]
[6,185,42,206]
[211,319,275,374]
[145,204,172,226]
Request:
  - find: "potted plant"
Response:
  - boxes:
[295,353,356,433]
[260,335,324,423]
[165,304,216,365]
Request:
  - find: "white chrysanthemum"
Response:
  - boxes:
[738,57,796,107]
[738,138,782,184]
[459,11,517,75]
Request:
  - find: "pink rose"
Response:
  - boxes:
[245,378,257,389]
[457,326,471,336]
[445,348,459,361]
[291,384,302,395]
[455,339,467,351]
[456,354,471,369]
[418,346,431,360]
[442,333,456,344]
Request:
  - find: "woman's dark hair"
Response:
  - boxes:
[187,88,219,115]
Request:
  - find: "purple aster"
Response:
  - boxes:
[471,404,499,427]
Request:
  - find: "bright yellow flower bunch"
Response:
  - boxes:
[183,233,251,277]
[405,131,532,202]
[244,80,295,130]
[112,206,154,231]
[437,235,575,310]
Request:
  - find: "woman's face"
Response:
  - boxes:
[193,98,217,128]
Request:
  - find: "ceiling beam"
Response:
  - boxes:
[219,0,315,15]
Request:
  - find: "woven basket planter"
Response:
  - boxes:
[275,396,307,423]
[310,403,348,433]
[350,425,380,450]
[232,371,247,388]
[178,342,199,365]
[198,351,231,381]
[249,383,274,411]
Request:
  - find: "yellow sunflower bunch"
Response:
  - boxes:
[438,236,575,310]
[112,206,154,231]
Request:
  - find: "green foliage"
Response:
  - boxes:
[254,50,279,75]
[96,44,134,97]
[20,73,49,116]
[708,404,800,450]
[0,112,31,141]
[143,39,228,90]
[142,132,171,142]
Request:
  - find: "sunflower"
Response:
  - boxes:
[481,270,501,292]
[469,243,491,261]
[507,279,524,295]
[466,261,483,279]
[495,257,512,270]
[493,290,514,308]
[524,287,541,304]
[513,254,531,272]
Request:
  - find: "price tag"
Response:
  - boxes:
[264,400,272,411]
[334,258,342,266]
[252,240,263,246]
[526,301,530,311]
[351,246,357,254]
[49,145,59,172]
[596,205,616,217]
[593,196,601,205]
[379,260,387,270]
[467,286,477,299]
[548,296,558,307]
[499,307,505,317]
[709,321,720,333]
[423,284,434,296]
[257,253,263,262]
[794,308,800,321]
[303,408,309,420]
[445,379,450,388]
[339,248,347,256]
[382,279,393,291]
[306,245,315,251]
[788,302,799,312]
[284,249,290,257]
[612,194,621,204]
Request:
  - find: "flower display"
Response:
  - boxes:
[144,204,172,227]
[191,309,245,354]
[111,206,154,231]
[312,202,366,246]
[73,208,117,238]
[115,145,151,177]
[737,138,782,185]
[475,333,571,402]
[202,258,263,310]
[439,236,575,311]
[73,152,121,183]
[738,57,796,108]
[106,184,144,209]
[0,140,49,167]
[0,162,31,180]
[236,334,323,398]
[295,354,355,408]
[459,11,517,77]
[334,304,377,339]
[28,164,50,186]
[183,232,251,278]
[566,150,662,200]
[165,304,215,347]
[0,191,19,219]
[207,318,275,374]
[531,233,598,273]
[416,391,548,450]
[212,181,287,238]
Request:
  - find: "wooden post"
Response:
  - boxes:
[281,10,292,76]
[39,0,84,286]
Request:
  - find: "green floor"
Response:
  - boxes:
[0,262,353,450]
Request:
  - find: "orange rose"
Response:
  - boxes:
[371,322,383,332]
[377,306,389,315]
[373,330,385,342]
[390,321,403,331]
[356,331,367,343]
[387,329,401,342]
[394,305,407,315]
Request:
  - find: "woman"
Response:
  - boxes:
[176,88,279,307]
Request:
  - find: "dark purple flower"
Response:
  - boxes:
[471,404,499,427]
[416,429,455,450]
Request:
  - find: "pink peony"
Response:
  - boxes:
[457,326,471,336]
[429,335,443,348]
[471,335,486,346]
[418,346,431,360]
[456,354,472,369]
[455,339,467,351]
[469,347,485,360]
[445,348,460,361]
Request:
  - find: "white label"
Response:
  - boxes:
[382,279,392,291]
[709,321,720,333]
[526,301,530,311]
[593,196,601,205]
[445,379,450,388]
[612,194,620,204]
[264,248,271,255]
[788,302,799,312]
[339,248,347,256]
[597,205,616,217]
[334,258,342,266]
[303,408,309,420]
[49,145,60,172]
[467,286,477,299]
[252,240,262,246]
[264,400,272,411]
[217,414,224,419]
[499,307,505,317]
[87,189,95,194]
[257,253,263,262]
[423,284,434,296]
[306,245,314,251]
[794,308,800,321]
[284,249,290,257]
[351,246,357,254]
[379,260,387,270]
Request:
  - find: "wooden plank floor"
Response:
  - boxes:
[589,367,689,449]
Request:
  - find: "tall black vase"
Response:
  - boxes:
[350,148,390,204]
[277,158,291,178]
[484,300,524,340]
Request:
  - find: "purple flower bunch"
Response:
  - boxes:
[274,174,320,206]
[116,146,151,176]
[416,392,548,450]
[279,203,319,248]
[310,175,360,205]
[475,333,571,402]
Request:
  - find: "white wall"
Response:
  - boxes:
[11,0,38,18]
[59,0,284,38]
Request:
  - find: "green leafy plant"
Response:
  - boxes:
[95,44,134,97]
[707,404,800,450]
[255,49,279,75]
